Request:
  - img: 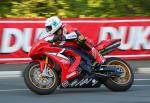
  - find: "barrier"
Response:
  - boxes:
[0,17,150,63]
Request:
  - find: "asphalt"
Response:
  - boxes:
[0,60,150,103]
[0,74,150,103]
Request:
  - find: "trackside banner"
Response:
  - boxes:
[0,17,150,63]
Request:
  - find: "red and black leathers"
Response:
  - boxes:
[51,24,105,64]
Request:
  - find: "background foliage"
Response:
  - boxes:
[0,0,150,18]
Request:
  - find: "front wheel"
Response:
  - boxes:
[23,62,58,95]
[103,57,134,91]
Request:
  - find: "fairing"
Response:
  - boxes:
[28,39,81,83]
[95,39,121,51]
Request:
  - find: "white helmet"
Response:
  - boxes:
[45,16,62,34]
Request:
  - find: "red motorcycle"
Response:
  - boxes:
[24,35,134,95]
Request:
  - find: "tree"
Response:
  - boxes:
[0,0,150,18]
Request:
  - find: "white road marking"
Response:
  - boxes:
[0,89,29,92]
[133,85,150,87]
[0,70,150,78]
[0,58,31,61]
[135,79,150,81]
[0,71,22,78]
[136,68,150,74]
[0,85,150,92]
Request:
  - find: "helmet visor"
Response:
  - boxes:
[46,26,52,33]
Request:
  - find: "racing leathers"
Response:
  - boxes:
[44,24,105,74]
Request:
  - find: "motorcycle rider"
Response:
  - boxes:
[44,16,105,74]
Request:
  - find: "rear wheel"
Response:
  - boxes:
[103,57,134,91]
[24,62,58,95]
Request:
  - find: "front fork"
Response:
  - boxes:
[41,57,53,77]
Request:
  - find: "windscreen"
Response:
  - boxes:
[36,29,54,41]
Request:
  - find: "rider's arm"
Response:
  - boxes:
[49,31,78,43]
[64,30,86,42]
[64,31,78,40]
[50,30,87,43]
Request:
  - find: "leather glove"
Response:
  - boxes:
[74,30,86,43]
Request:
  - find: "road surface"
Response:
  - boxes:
[0,61,150,103]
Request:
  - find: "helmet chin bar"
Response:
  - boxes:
[53,27,62,35]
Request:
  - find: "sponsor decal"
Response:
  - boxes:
[92,79,98,86]
[0,28,43,53]
[62,80,69,88]
[70,80,78,87]
[65,32,77,39]
[70,78,98,87]
[99,26,150,50]
[79,78,92,86]
[66,72,76,79]
[60,59,69,64]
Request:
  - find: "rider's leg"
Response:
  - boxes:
[64,46,93,74]
[64,49,81,73]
